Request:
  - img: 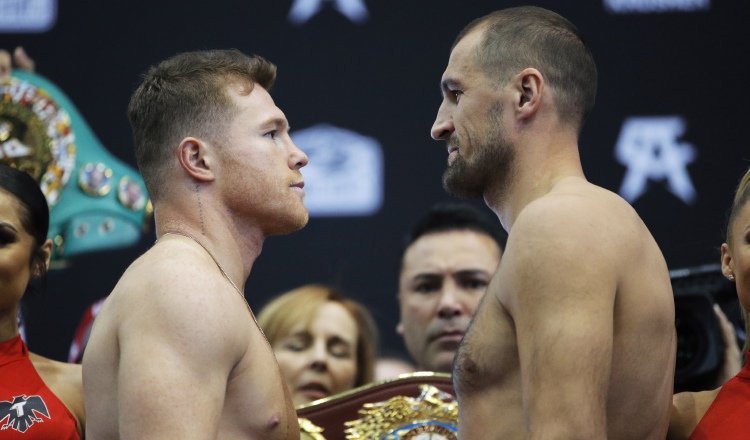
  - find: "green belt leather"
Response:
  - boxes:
[1,70,152,264]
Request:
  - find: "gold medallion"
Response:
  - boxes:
[0,76,76,206]
[344,384,458,440]
[299,417,327,440]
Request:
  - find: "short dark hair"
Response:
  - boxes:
[403,202,506,256]
[128,49,277,201]
[0,164,50,283]
[453,6,597,133]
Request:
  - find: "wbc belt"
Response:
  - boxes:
[0,70,152,263]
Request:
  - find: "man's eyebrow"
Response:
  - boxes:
[261,117,289,130]
[453,269,493,279]
[411,273,442,281]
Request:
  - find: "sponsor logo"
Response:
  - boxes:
[292,123,383,216]
[0,0,57,33]
[615,116,697,205]
[288,0,368,25]
[0,395,50,433]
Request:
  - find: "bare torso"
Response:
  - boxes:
[83,241,298,440]
[454,178,676,439]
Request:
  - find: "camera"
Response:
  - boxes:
[672,264,742,393]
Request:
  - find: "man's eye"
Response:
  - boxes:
[264,130,277,140]
[461,279,487,289]
[452,90,463,102]
[415,283,438,293]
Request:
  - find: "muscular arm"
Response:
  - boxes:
[503,200,617,439]
[116,261,243,439]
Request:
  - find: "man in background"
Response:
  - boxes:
[396,202,504,373]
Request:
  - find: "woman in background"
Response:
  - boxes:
[0,165,85,438]
[669,167,750,439]
[258,284,378,406]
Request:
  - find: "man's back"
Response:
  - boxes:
[83,239,299,439]
[454,178,675,439]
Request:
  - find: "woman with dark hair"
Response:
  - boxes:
[669,168,750,439]
[0,164,85,438]
[257,284,378,406]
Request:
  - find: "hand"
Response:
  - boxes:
[0,47,36,80]
[713,303,742,386]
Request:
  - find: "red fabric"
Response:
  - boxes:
[0,336,80,439]
[690,353,750,439]
[68,297,106,363]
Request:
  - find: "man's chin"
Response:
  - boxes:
[443,169,483,199]
[266,208,309,236]
[424,348,460,374]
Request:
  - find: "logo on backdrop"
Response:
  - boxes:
[0,395,50,433]
[615,116,697,205]
[0,0,57,33]
[604,0,709,14]
[288,0,368,24]
[292,123,383,216]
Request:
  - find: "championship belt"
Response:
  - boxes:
[1,70,152,263]
[296,372,457,440]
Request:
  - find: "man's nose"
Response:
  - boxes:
[437,284,464,319]
[431,101,454,141]
[289,140,309,170]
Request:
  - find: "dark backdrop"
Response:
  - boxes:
[4,0,748,362]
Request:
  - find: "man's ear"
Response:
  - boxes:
[396,322,404,336]
[513,68,544,121]
[177,137,215,182]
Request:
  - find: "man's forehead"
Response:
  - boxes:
[401,230,500,274]
[447,29,485,69]
[230,85,288,125]
[441,30,486,92]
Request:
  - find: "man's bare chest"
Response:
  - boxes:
[454,296,520,392]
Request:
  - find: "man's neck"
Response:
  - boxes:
[484,134,585,232]
[153,204,265,292]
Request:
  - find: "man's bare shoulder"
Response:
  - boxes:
[499,179,639,303]
[513,178,644,248]
[108,240,251,344]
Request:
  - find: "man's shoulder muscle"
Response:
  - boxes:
[111,245,251,356]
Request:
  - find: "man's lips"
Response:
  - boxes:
[430,330,464,343]
[290,181,305,195]
[447,145,459,165]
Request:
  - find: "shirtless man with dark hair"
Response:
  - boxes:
[431,7,676,439]
[83,49,307,439]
